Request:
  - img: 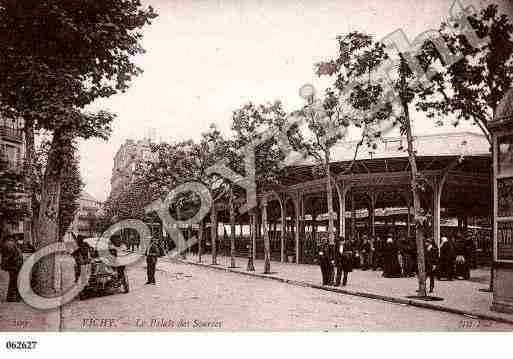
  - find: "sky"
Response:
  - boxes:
[79,0,512,201]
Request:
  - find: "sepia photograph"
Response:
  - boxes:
[1,0,513,352]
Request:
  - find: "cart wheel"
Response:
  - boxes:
[123,274,130,293]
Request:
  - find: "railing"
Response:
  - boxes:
[0,125,23,142]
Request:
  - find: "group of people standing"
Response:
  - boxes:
[317,237,354,286]
[438,233,476,281]
[317,231,476,293]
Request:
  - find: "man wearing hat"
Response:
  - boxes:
[439,236,455,280]
[425,238,439,293]
[145,238,161,285]
[1,231,23,302]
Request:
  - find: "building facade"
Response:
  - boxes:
[0,116,26,235]
[110,138,156,198]
[63,191,103,240]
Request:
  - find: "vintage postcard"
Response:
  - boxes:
[1,0,513,342]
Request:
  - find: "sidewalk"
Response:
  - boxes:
[177,253,513,325]
[0,269,61,331]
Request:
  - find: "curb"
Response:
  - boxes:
[175,258,513,327]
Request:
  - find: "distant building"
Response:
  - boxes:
[63,191,103,240]
[109,138,156,198]
[0,116,26,234]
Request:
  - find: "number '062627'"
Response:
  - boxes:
[5,341,37,350]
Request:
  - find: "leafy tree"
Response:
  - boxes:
[316,31,432,295]
[230,101,290,273]
[417,4,513,143]
[133,139,206,257]
[392,54,429,296]
[294,89,348,246]
[417,3,513,291]
[189,125,234,265]
[0,0,157,294]
[130,132,232,263]
[302,32,390,246]
[104,176,155,222]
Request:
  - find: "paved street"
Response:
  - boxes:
[57,257,513,331]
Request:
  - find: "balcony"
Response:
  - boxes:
[0,125,23,143]
[0,155,24,173]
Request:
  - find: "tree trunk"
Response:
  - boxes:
[211,208,217,265]
[351,191,356,239]
[23,117,36,247]
[198,219,204,263]
[33,128,70,296]
[229,190,236,268]
[263,201,270,274]
[325,152,335,245]
[403,102,427,297]
[247,211,256,271]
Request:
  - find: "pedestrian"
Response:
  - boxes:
[352,237,361,269]
[454,233,470,280]
[317,242,331,286]
[360,235,371,270]
[334,237,353,286]
[145,238,161,285]
[465,231,477,270]
[373,236,385,270]
[109,234,129,292]
[368,236,375,271]
[408,236,418,276]
[383,235,401,278]
[328,241,336,285]
[1,231,23,302]
[439,236,454,280]
[400,235,415,277]
[397,235,408,277]
[425,239,439,293]
[127,232,134,251]
[71,234,93,283]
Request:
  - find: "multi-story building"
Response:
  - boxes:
[0,116,26,235]
[109,138,156,198]
[63,191,103,241]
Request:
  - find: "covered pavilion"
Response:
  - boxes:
[210,131,491,265]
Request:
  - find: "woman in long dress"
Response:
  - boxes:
[383,236,401,278]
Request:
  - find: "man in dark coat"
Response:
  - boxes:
[71,235,93,283]
[317,242,331,286]
[465,233,477,270]
[425,239,439,293]
[439,236,454,280]
[408,237,418,276]
[328,242,335,285]
[360,235,371,271]
[145,238,161,285]
[1,233,23,302]
[334,237,353,286]
[373,236,385,270]
[400,236,416,277]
